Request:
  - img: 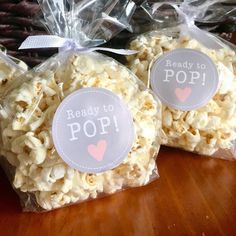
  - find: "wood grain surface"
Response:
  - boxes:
[1,147,236,236]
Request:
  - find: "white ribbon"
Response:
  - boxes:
[19,35,138,55]
[0,51,27,72]
[152,2,225,50]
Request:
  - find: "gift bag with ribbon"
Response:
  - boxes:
[127,0,236,159]
[0,0,162,212]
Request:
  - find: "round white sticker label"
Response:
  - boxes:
[52,88,134,173]
[150,48,219,111]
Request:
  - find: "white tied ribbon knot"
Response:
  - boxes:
[19,35,138,55]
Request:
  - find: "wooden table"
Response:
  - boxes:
[1,147,236,236]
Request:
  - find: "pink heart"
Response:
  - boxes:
[87,140,107,162]
[175,87,192,102]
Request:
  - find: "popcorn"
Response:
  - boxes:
[127,32,236,158]
[0,52,161,211]
[0,54,27,97]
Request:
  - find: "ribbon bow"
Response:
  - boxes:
[19,35,137,55]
